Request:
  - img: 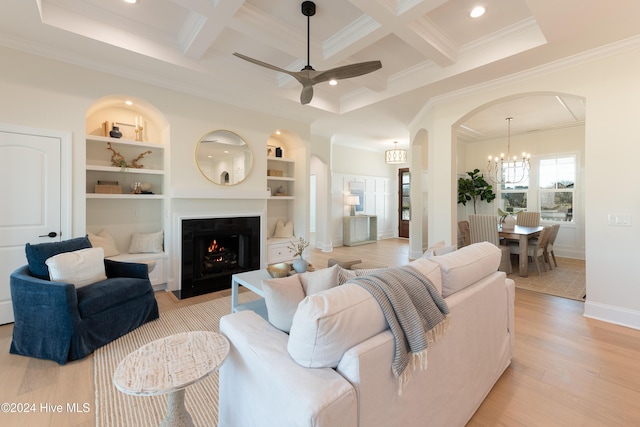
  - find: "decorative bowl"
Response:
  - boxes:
[267,262,291,278]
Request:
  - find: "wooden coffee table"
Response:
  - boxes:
[113,331,230,427]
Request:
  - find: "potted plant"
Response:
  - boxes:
[288,237,310,273]
[457,169,496,214]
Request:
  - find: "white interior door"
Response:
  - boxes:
[0,124,70,324]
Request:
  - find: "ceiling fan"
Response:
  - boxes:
[233,1,382,105]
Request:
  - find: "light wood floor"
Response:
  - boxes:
[1,239,639,426]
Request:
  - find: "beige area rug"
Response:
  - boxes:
[94,292,258,427]
[509,257,586,301]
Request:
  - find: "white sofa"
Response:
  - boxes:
[219,242,515,427]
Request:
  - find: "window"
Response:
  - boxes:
[499,167,528,213]
[539,156,575,222]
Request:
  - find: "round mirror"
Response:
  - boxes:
[196,130,253,185]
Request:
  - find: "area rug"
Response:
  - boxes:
[94,292,258,427]
[509,258,586,301]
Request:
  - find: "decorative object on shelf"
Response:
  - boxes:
[95,180,122,194]
[267,262,291,278]
[267,145,276,157]
[275,147,283,157]
[288,237,310,273]
[275,185,287,196]
[134,116,144,142]
[384,141,407,164]
[109,125,122,139]
[457,169,496,214]
[106,142,152,169]
[486,117,531,185]
[345,194,360,216]
[267,169,284,177]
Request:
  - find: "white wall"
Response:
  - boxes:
[411,41,640,330]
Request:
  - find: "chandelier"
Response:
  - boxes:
[385,141,407,164]
[486,117,530,184]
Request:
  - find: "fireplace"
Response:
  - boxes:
[178,216,260,299]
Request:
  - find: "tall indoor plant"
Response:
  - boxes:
[457,169,496,214]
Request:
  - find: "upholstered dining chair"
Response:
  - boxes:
[545,224,561,268]
[516,211,540,227]
[509,225,552,276]
[468,215,512,274]
[458,220,471,247]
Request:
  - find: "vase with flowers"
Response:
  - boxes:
[288,237,310,273]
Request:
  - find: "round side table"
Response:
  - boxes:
[113,331,230,427]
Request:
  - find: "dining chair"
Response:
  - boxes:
[546,224,561,268]
[516,211,540,227]
[468,215,512,274]
[458,220,471,247]
[509,225,551,276]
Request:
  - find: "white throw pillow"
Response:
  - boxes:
[262,265,342,333]
[288,282,387,368]
[298,264,339,295]
[87,229,120,257]
[262,275,305,333]
[273,219,294,238]
[46,247,107,288]
[428,241,500,297]
[128,231,163,254]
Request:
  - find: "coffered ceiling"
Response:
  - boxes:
[1,0,639,151]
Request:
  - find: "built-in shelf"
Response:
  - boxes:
[86,165,164,175]
[86,193,164,199]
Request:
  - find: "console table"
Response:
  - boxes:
[343,215,377,246]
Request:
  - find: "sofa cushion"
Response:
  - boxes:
[421,240,457,258]
[262,274,305,333]
[25,236,92,280]
[262,265,341,333]
[45,247,107,288]
[407,258,443,295]
[128,231,163,254]
[428,241,500,297]
[76,276,151,318]
[88,229,120,257]
[299,264,339,295]
[288,282,387,368]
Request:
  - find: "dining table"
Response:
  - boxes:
[499,225,544,277]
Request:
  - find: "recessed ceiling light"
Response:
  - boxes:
[125,100,133,106]
[123,0,137,4]
[329,79,338,86]
[470,6,486,18]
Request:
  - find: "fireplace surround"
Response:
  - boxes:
[178,216,260,299]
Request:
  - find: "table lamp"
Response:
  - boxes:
[346,195,360,216]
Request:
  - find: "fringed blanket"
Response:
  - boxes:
[347,265,450,392]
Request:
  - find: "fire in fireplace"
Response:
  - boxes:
[179,216,260,299]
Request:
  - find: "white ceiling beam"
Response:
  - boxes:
[348,0,457,66]
[175,0,244,59]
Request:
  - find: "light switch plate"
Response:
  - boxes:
[608,214,632,226]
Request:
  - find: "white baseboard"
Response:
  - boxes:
[584,301,640,330]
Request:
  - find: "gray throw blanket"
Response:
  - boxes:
[347,265,450,391]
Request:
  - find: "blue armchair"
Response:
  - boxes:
[9,237,159,365]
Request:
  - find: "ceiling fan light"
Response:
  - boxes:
[470,6,486,18]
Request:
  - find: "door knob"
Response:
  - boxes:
[39,232,58,238]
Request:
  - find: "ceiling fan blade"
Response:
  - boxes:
[313,60,382,84]
[233,52,292,75]
[300,84,314,105]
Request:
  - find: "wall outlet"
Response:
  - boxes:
[607,214,632,226]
